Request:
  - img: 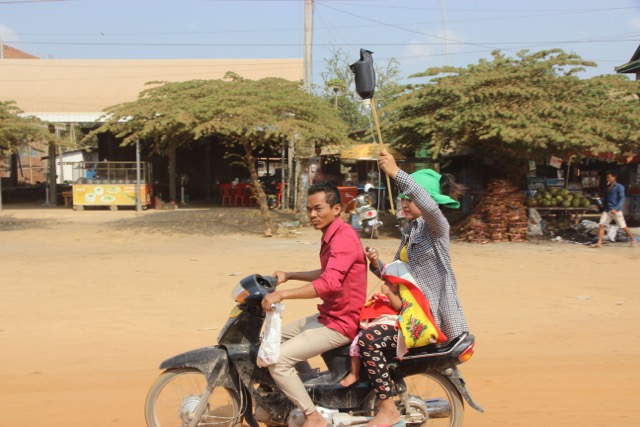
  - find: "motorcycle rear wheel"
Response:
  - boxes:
[371,228,379,239]
[145,368,241,427]
[364,372,463,427]
[361,227,379,239]
[398,372,464,427]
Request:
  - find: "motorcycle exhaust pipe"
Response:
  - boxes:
[426,398,451,418]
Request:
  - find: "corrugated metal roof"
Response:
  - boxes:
[615,44,640,74]
[0,58,304,120]
[340,143,406,160]
[0,44,38,59]
[20,112,105,123]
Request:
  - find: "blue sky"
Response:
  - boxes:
[1,0,639,85]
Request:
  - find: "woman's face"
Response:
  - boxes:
[401,198,422,222]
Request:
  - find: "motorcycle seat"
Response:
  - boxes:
[402,333,474,358]
[322,344,351,359]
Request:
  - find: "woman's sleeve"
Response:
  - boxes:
[395,170,449,237]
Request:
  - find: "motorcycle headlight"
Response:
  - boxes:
[231,282,250,303]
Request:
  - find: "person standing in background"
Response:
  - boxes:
[592,170,637,248]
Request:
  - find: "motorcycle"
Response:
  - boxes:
[259,175,280,209]
[396,195,408,231]
[346,184,383,239]
[144,274,484,427]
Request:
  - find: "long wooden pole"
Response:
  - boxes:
[369,98,395,214]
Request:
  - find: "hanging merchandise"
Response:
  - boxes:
[549,156,563,169]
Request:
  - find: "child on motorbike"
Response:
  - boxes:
[340,274,403,388]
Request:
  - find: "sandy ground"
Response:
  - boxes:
[1,203,639,427]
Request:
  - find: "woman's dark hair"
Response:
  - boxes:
[308,182,341,207]
[440,173,466,201]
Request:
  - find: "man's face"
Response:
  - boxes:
[307,191,341,231]
[606,174,616,185]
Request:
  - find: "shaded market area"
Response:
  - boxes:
[1,44,640,245]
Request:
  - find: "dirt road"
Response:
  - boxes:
[1,204,639,426]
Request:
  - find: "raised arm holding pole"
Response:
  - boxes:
[350,48,395,215]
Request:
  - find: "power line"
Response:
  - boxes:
[0,0,68,4]
[8,39,638,48]
[327,3,638,13]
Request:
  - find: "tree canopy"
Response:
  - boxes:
[86,76,349,235]
[0,101,60,152]
[318,48,405,136]
[386,49,640,164]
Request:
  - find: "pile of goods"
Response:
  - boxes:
[453,179,529,243]
[527,188,591,208]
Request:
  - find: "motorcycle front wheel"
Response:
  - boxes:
[145,368,242,427]
[397,372,464,427]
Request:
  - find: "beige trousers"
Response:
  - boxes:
[268,313,350,415]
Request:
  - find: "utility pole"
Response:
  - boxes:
[303,0,313,93]
[441,0,449,66]
[295,0,314,219]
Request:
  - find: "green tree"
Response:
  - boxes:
[0,101,59,151]
[87,76,348,236]
[387,49,640,177]
[318,48,405,136]
[1,101,65,210]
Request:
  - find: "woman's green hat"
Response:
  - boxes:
[399,169,460,209]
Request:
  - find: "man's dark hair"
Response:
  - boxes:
[308,182,341,207]
[606,170,617,178]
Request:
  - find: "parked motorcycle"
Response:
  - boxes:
[144,274,483,427]
[396,195,408,231]
[346,184,383,239]
[259,175,280,209]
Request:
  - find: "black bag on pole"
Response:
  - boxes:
[350,48,376,100]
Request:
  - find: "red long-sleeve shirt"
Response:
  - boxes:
[312,217,367,340]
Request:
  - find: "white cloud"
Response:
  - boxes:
[436,28,467,54]
[402,39,434,66]
[0,25,20,43]
[401,29,468,69]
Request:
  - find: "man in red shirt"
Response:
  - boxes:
[262,182,367,427]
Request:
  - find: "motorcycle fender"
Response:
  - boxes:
[159,346,236,389]
[445,367,485,413]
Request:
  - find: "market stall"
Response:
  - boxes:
[71,161,153,211]
[533,206,599,225]
[339,144,405,212]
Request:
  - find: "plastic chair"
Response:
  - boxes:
[219,183,233,207]
[234,184,246,207]
[245,184,255,207]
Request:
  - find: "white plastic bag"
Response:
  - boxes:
[257,303,285,367]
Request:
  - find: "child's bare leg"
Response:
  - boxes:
[340,356,361,387]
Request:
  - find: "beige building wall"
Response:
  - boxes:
[0,58,304,115]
